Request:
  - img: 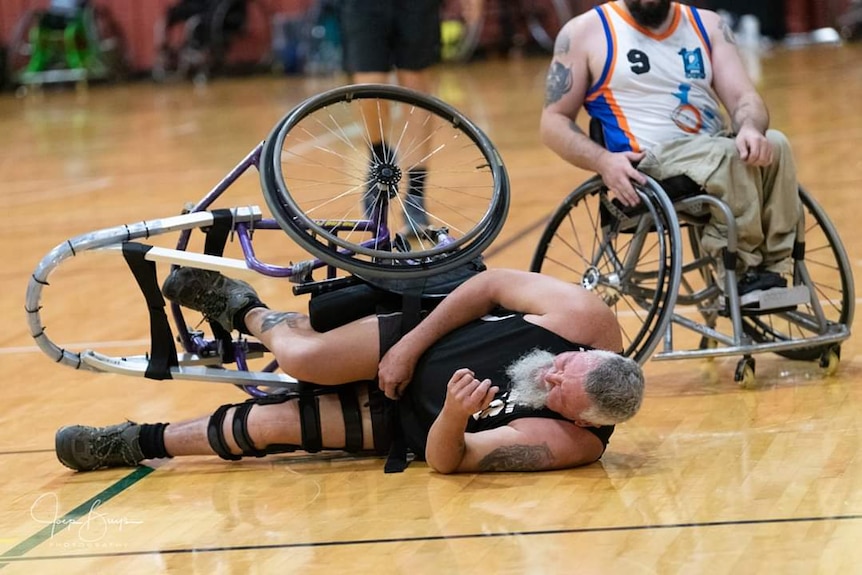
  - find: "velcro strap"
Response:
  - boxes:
[338,386,363,452]
[122,242,178,380]
[207,404,241,461]
[298,386,322,453]
[232,401,267,457]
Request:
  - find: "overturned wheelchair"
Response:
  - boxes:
[26,84,508,396]
[531,157,854,387]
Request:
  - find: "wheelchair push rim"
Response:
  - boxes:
[260,83,510,279]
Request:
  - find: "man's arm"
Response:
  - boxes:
[425,368,605,473]
[706,11,774,166]
[377,269,621,399]
[539,13,645,206]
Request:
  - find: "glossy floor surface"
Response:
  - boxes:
[1,42,861,573]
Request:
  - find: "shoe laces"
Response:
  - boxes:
[193,289,227,320]
[91,427,140,467]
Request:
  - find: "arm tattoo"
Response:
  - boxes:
[719,20,736,44]
[554,34,570,56]
[544,61,573,107]
[477,443,555,471]
[259,311,304,333]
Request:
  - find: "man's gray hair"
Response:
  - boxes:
[581,350,644,425]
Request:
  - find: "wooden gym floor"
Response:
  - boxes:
[1,42,861,573]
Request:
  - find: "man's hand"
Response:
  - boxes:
[596,150,647,207]
[378,341,421,400]
[442,368,499,418]
[735,125,774,166]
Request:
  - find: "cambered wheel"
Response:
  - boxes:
[530,176,682,363]
[742,187,854,361]
[260,84,509,279]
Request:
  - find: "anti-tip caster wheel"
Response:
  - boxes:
[735,356,756,389]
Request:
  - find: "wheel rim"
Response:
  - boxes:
[531,177,680,362]
[742,188,854,359]
[260,84,509,279]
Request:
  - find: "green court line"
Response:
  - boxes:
[0,466,154,565]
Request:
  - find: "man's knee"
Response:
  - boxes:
[766,129,792,158]
[206,383,389,460]
[271,341,328,382]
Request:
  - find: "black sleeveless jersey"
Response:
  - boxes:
[397,312,615,459]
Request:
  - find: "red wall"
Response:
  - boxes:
[1,0,312,72]
[2,0,854,73]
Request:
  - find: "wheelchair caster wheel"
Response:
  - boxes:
[735,356,756,389]
[819,345,841,376]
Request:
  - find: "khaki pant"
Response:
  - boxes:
[638,130,800,275]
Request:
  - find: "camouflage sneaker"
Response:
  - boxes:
[55,422,145,471]
[161,268,260,332]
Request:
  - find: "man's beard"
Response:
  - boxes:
[506,348,556,409]
[625,0,672,29]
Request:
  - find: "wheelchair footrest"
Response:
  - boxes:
[720,285,810,316]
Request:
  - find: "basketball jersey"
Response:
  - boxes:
[396,312,614,458]
[584,2,726,153]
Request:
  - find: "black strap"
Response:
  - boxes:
[383,398,409,473]
[203,209,237,360]
[338,387,363,453]
[298,384,323,453]
[122,242,178,380]
[232,401,267,457]
[207,404,242,461]
[204,209,233,256]
[399,284,424,334]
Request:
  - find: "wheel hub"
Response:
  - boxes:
[582,266,601,290]
[371,162,402,188]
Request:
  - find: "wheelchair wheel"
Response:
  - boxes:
[260,84,509,279]
[523,0,573,52]
[5,9,39,85]
[530,176,682,363]
[440,0,485,62]
[741,187,855,360]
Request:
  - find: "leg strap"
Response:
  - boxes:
[206,384,370,461]
[298,384,323,453]
[207,404,242,461]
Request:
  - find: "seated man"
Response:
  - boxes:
[540,0,802,306]
[55,266,645,475]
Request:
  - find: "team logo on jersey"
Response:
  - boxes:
[472,394,516,420]
[678,47,706,79]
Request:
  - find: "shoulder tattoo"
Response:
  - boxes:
[544,61,573,107]
[554,33,571,56]
[477,443,555,471]
[719,19,736,44]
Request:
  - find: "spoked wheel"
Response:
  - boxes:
[260,83,509,279]
[440,0,485,62]
[5,10,39,86]
[524,0,573,52]
[530,176,682,363]
[742,187,855,360]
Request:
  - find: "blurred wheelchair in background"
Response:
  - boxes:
[5,0,126,91]
[153,0,272,83]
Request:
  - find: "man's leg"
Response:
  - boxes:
[759,129,800,276]
[56,383,382,471]
[161,267,381,383]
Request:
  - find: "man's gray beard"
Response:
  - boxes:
[506,348,556,409]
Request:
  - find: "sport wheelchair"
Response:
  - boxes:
[530,148,854,387]
[25,84,508,396]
